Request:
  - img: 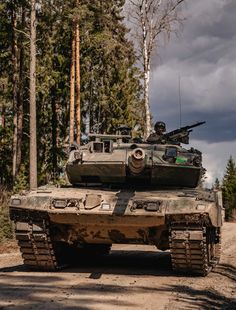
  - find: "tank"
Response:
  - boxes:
[9,122,224,276]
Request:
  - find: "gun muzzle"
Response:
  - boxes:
[128,148,145,174]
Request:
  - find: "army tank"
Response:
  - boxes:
[9,122,223,276]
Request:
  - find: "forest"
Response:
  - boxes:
[0,0,236,242]
[0,0,145,189]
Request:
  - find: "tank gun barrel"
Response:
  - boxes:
[128,148,146,174]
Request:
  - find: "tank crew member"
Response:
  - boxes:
[147,121,166,143]
[116,125,132,142]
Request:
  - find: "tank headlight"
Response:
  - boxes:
[146,202,159,211]
[74,151,82,160]
[11,198,21,206]
[100,203,111,210]
[53,199,67,208]
[196,204,206,211]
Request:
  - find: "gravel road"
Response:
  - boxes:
[0,222,235,310]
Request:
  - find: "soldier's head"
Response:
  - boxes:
[116,125,131,136]
[154,121,166,134]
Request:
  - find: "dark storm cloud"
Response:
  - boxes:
[187,0,236,40]
[176,109,236,143]
[150,0,236,144]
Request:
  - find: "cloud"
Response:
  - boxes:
[147,0,236,181]
[150,59,236,142]
[149,0,236,140]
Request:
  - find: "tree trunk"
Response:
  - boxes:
[141,5,151,139]
[16,6,25,177]
[129,0,186,139]
[29,0,37,189]
[51,98,57,178]
[143,54,151,138]
[75,15,81,145]
[51,92,59,179]
[0,105,6,129]
[69,26,76,144]
[11,1,18,184]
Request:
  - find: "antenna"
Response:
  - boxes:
[178,75,182,128]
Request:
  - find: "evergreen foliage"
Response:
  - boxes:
[0,121,12,185]
[0,2,13,186]
[0,0,143,189]
[222,156,236,220]
[79,0,144,134]
[0,188,13,241]
[212,178,220,190]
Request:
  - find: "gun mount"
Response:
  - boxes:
[128,148,146,174]
[162,121,206,144]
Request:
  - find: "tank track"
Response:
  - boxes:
[215,228,221,263]
[169,225,221,276]
[15,220,59,271]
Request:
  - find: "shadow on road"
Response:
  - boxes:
[0,276,136,309]
[1,250,236,279]
[0,250,170,309]
[68,249,173,277]
[0,251,236,309]
[0,249,172,276]
[165,284,236,310]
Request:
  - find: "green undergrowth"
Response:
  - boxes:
[0,188,13,242]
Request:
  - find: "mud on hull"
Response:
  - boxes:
[10,203,222,276]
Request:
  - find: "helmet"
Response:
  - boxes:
[117,125,131,136]
[154,121,166,133]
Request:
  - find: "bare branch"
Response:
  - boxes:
[14,28,30,39]
[127,0,187,137]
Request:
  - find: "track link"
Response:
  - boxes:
[169,225,221,276]
[15,220,59,271]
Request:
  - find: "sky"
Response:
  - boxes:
[148,0,236,186]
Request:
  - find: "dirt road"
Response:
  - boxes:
[0,223,235,310]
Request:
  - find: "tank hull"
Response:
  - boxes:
[10,186,223,275]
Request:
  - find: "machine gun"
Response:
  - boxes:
[163,121,206,144]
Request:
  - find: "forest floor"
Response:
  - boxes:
[0,222,235,310]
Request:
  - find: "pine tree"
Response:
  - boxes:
[36,0,71,183]
[0,0,144,188]
[213,178,220,190]
[222,156,236,220]
[79,0,143,134]
[29,0,37,189]
[0,0,29,187]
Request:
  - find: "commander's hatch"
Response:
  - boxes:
[91,140,112,153]
[88,133,131,153]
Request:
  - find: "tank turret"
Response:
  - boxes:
[66,122,205,188]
